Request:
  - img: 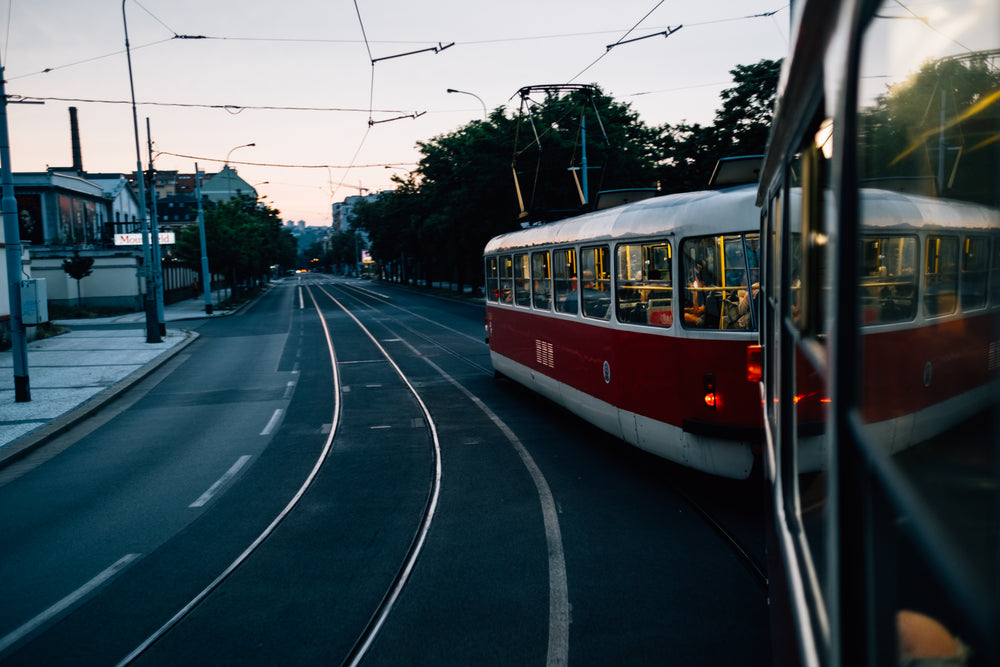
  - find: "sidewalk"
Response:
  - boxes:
[0,292,232,467]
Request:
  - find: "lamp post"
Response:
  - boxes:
[0,53,29,401]
[122,0,161,344]
[446,88,487,120]
[225,142,254,199]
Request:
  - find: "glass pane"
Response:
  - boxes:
[532,251,551,310]
[580,246,611,320]
[485,256,499,302]
[513,253,531,307]
[553,248,578,314]
[858,236,919,324]
[923,236,959,317]
[615,242,673,327]
[858,0,999,653]
[960,236,988,311]
[499,255,513,304]
[681,234,759,331]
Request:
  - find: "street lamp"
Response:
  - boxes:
[446,88,487,120]
[225,142,254,199]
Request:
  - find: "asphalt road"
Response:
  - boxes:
[0,275,769,665]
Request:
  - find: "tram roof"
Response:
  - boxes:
[484,185,760,254]
[857,189,998,233]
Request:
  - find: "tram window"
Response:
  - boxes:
[580,246,611,320]
[614,241,673,327]
[499,255,514,304]
[552,248,578,314]
[960,236,989,311]
[531,251,551,310]
[681,234,759,331]
[485,256,499,302]
[992,238,1000,308]
[923,236,959,317]
[513,253,531,307]
[858,236,918,324]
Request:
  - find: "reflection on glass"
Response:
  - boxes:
[858,0,998,657]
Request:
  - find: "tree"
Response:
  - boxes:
[858,55,1000,205]
[173,195,296,298]
[655,58,781,192]
[62,249,94,306]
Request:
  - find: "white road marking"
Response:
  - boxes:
[390,334,571,666]
[118,285,344,666]
[189,455,252,508]
[260,409,283,436]
[0,554,140,654]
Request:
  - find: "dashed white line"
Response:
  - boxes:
[0,554,140,654]
[189,455,252,508]
[260,409,284,436]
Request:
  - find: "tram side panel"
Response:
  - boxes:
[487,303,758,478]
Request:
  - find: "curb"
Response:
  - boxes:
[0,329,200,470]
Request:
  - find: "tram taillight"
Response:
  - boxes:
[703,374,717,409]
[746,345,763,383]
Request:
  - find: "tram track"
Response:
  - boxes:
[322,278,769,610]
[112,277,765,664]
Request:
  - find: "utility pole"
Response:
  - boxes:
[195,163,213,314]
[0,54,29,401]
[145,118,165,335]
[123,0,161,344]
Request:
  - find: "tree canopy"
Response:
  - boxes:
[173,196,297,296]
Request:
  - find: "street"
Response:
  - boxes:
[0,276,768,665]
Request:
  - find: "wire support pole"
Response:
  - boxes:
[122,0,161,344]
[194,164,213,315]
[0,55,30,401]
[146,117,166,335]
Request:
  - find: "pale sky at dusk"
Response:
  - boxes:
[2,0,790,225]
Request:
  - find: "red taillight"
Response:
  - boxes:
[703,373,717,409]
[746,344,763,383]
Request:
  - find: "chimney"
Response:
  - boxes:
[69,107,83,172]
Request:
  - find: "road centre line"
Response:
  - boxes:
[189,455,253,508]
[0,554,140,655]
[260,409,283,436]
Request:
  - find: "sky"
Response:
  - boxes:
[1,0,790,226]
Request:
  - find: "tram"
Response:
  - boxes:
[484,180,763,479]
[757,0,999,664]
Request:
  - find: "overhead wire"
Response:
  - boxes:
[5,94,416,114]
[153,149,413,170]
[568,0,668,83]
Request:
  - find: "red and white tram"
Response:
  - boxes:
[484,184,763,479]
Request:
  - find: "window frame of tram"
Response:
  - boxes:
[513,253,532,308]
[679,233,761,331]
[532,250,552,310]
[780,125,835,656]
[577,245,611,320]
[614,240,673,327]
[855,0,999,660]
[498,254,514,304]
[485,256,499,303]
[552,247,578,315]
